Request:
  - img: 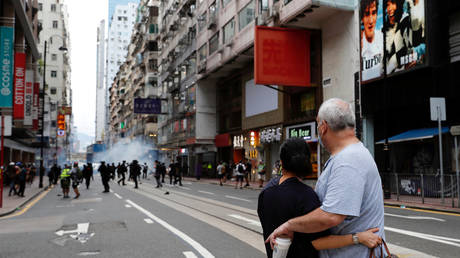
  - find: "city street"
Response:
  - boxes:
[0,177,459,258]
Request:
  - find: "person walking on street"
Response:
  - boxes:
[53,165,61,184]
[60,164,71,198]
[173,159,183,186]
[217,161,225,186]
[266,98,386,258]
[168,162,176,185]
[83,163,93,189]
[117,161,127,185]
[7,162,18,196]
[244,159,251,187]
[142,163,148,179]
[99,161,110,193]
[130,160,141,188]
[70,162,82,199]
[17,163,27,197]
[160,162,166,183]
[235,161,245,189]
[154,160,162,188]
[28,164,36,185]
[257,160,266,188]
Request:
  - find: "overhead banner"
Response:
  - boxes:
[134,98,161,114]
[254,26,311,87]
[13,53,26,119]
[0,26,14,108]
[33,82,39,130]
[24,70,33,125]
[360,0,426,82]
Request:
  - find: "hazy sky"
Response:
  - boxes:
[67,0,108,137]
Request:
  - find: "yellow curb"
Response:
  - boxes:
[385,205,460,217]
[0,185,53,220]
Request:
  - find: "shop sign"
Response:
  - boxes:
[233,135,244,149]
[23,70,34,125]
[13,53,26,119]
[286,122,316,140]
[260,127,282,144]
[249,131,259,146]
[32,82,39,130]
[0,26,14,108]
[134,98,161,114]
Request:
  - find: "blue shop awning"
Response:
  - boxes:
[376,127,450,144]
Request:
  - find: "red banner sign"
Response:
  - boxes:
[254,26,311,87]
[13,53,26,119]
[33,82,39,130]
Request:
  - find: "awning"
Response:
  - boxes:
[376,127,450,144]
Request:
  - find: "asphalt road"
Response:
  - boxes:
[0,176,459,258]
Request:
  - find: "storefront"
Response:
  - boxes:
[285,121,320,178]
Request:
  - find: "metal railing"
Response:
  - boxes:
[389,173,459,208]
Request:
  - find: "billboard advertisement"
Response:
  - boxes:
[134,98,161,114]
[24,70,33,125]
[0,26,14,108]
[13,53,26,119]
[360,0,426,82]
[254,26,311,87]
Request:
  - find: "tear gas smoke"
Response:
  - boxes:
[93,139,156,165]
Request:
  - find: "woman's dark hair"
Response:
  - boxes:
[279,138,313,177]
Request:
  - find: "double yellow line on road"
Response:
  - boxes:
[0,185,53,220]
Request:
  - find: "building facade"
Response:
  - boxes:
[37,0,72,165]
[95,20,106,142]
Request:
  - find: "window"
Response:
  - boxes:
[52,20,58,29]
[222,0,231,7]
[223,18,235,44]
[50,88,57,95]
[209,2,217,19]
[118,17,122,21]
[238,0,255,31]
[149,24,159,34]
[51,4,56,12]
[38,3,43,11]
[51,54,57,61]
[259,0,269,13]
[209,32,219,54]
[51,71,57,78]
[198,12,207,31]
[199,44,207,62]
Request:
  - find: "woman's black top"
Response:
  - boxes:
[257,177,329,258]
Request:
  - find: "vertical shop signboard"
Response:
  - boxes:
[23,70,33,125]
[0,27,14,108]
[33,82,40,130]
[13,53,26,118]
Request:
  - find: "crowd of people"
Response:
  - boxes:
[4,162,37,198]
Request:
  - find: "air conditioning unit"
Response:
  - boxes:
[207,15,217,30]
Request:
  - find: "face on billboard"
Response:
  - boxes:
[360,0,384,82]
[384,0,426,75]
[360,0,426,81]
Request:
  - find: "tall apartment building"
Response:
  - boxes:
[37,0,72,164]
[105,2,139,143]
[0,0,41,165]
[108,0,160,148]
[95,20,106,142]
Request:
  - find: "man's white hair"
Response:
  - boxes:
[317,98,355,131]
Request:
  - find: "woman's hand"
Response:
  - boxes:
[357,228,382,248]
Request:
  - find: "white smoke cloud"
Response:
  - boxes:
[93,139,156,166]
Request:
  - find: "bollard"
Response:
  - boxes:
[395,174,399,202]
[421,174,425,204]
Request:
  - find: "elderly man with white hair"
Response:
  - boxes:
[266,98,385,257]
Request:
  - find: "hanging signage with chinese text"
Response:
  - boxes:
[13,53,26,119]
[134,98,161,114]
[23,70,34,125]
[0,26,14,108]
[233,135,244,149]
[32,82,39,130]
[260,126,282,144]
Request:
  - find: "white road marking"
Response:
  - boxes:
[109,189,114,193]
[125,204,132,208]
[55,223,89,237]
[183,182,192,185]
[228,214,261,227]
[126,199,214,258]
[183,251,198,258]
[77,251,101,256]
[225,195,252,202]
[385,213,446,222]
[198,191,215,195]
[385,226,460,247]
[179,186,191,190]
[144,218,154,224]
[114,193,122,199]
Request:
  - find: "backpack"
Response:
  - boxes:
[238,164,244,173]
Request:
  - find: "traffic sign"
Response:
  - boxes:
[451,125,460,136]
[57,129,65,137]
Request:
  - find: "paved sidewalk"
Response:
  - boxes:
[0,179,48,217]
[183,176,460,214]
